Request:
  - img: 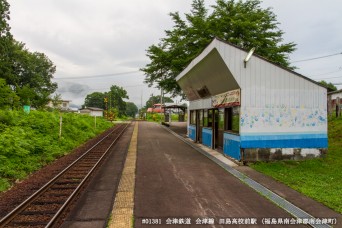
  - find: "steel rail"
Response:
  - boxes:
[0,123,129,227]
[46,123,129,227]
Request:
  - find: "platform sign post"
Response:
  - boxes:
[59,114,63,140]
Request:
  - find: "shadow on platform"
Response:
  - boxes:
[162,121,187,137]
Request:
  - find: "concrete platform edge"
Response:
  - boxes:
[108,122,138,228]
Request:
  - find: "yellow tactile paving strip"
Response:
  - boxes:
[109,122,138,228]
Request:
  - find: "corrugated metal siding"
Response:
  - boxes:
[202,127,212,148]
[223,133,241,160]
[188,125,196,141]
[240,133,328,149]
[214,41,327,136]
[178,39,327,149]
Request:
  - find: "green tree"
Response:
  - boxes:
[84,92,105,109]
[145,95,173,109]
[1,0,57,108]
[10,44,57,107]
[108,107,119,120]
[0,78,18,109]
[0,0,10,37]
[319,80,337,91]
[16,85,35,105]
[106,85,128,117]
[141,0,296,97]
[125,102,138,118]
[51,93,62,109]
[0,0,14,92]
[210,0,295,67]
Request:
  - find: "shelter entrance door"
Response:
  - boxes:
[217,108,224,149]
[213,109,224,149]
[196,110,203,143]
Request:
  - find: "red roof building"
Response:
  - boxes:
[146,103,164,113]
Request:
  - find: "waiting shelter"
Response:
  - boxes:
[176,38,328,161]
[163,103,187,122]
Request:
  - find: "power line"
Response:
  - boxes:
[310,67,342,77]
[53,70,140,80]
[315,75,342,80]
[291,52,342,63]
[56,84,146,93]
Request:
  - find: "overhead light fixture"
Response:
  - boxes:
[244,47,255,68]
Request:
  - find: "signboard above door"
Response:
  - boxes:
[212,89,240,108]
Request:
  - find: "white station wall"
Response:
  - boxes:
[214,40,327,134]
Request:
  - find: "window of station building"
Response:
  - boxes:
[208,109,213,127]
[218,108,224,130]
[232,107,240,131]
[203,110,208,127]
[225,106,240,133]
[190,110,196,125]
[199,110,203,126]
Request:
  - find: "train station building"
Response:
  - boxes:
[176,38,328,162]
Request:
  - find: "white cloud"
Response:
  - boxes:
[8,0,342,106]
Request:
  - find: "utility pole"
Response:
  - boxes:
[157,70,165,123]
[160,88,163,124]
[141,90,143,112]
[139,90,143,119]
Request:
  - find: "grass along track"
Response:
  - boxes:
[0,123,129,227]
[251,116,342,214]
[0,110,113,192]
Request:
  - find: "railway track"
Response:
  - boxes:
[0,123,129,228]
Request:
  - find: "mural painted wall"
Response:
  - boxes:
[240,106,327,133]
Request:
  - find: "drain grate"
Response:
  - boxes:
[162,125,332,228]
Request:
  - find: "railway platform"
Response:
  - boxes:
[2,121,339,227]
[117,121,340,227]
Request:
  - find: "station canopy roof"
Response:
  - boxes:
[176,40,239,101]
[176,38,327,101]
[164,102,187,108]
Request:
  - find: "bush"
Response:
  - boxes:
[0,110,113,192]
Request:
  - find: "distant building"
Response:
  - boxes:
[327,89,342,114]
[163,103,187,122]
[47,100,71,111]
[146,103,164,113]
[79,107,104,117]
